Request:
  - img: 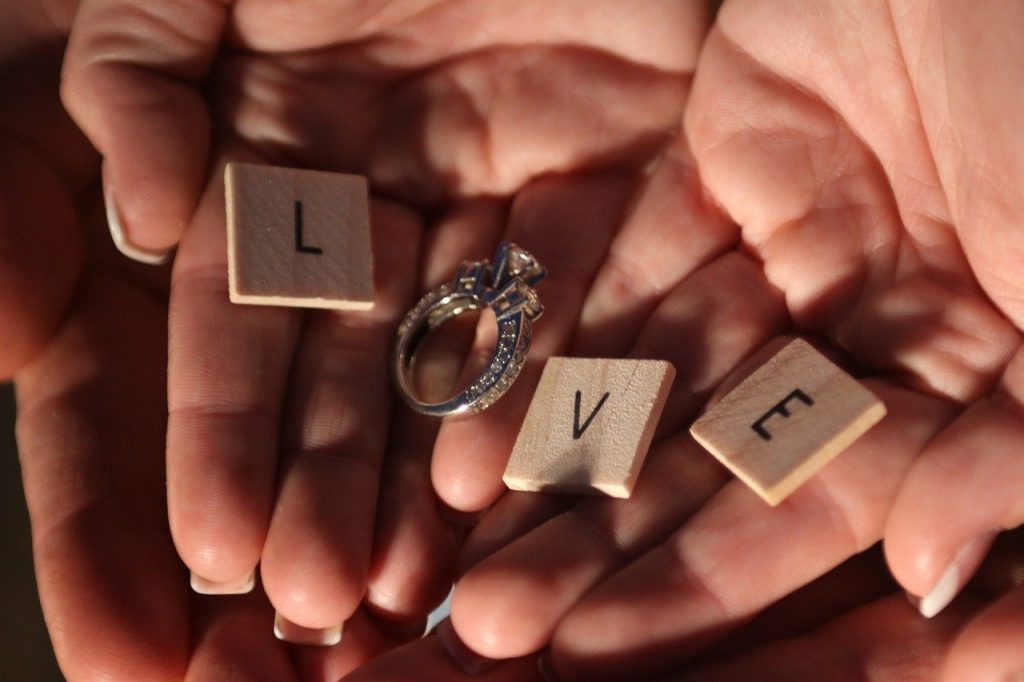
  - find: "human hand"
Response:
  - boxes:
[341,544,1022,680]
[57,0,705,657]
[3,2,433,680]
[440,1,1024,680]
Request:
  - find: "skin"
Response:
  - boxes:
[443,2,1024,681]
[348,546,1019,680]
[12,0,704,678]
[3,0,1022,680]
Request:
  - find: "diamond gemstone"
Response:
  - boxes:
[493,240,544,284]
[500,243,546,286]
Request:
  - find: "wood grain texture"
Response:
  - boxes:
[504,358,675,498]
[226,162,374,310]
[689,338,886,506]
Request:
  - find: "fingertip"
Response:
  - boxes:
[62,69,204,256]
[102,161,173,265]
[431,449,500,513]
[62,0,225,255]
[431,384,536,512]
[171,528,262,590]
[437,618,498,675]
[884,488,953,597]
[450,564,546,659]
[261,540,367,630]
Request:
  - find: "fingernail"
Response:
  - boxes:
[917,534,994,619]
[102,161,170,265]
[190,569,255,595]
[538,652,561,681]
[273,613,343,646]
[437,618,495,675]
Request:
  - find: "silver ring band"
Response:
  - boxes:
[392,242,545,417]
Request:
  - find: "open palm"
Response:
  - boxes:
[7,0,704,678]
[424,2,1024,681]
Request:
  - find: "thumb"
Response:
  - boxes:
[61,0,227,263]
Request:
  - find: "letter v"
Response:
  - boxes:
[573,390,610,440]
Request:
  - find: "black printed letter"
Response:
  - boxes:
[294,201,323,254]
[751,388,814,441]
[573,390,610,440]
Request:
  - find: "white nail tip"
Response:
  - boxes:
[103,178,171,265]
[190,570,255,595]
[918,560,960,618]
[273,613,343,646]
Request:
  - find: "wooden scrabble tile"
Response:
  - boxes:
[504,358,675,498]
[226,162,374,310]
[689,338,886,506]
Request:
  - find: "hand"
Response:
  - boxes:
[53,0,706,666]
[340,545,1015,680]
[440,1,1024,680]
[342,599,974,682]
[4,2,424,679]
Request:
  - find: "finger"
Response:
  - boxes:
[366,201,507,622]
[452,253,788,658]
[430,172,638,512]
[574,132,738,357]
[366,410,461,622]
[460,251,790,574]
[668,594,978,682]
[15,276,188,680]
[701,544,897,660]
[340,627,543,682]
[885,346,1024,616]
[944,585,1024,682]
[61,0,226,259]
[456,135,743,567]
[167,158,301,591]
[546,381,955,680]
[457,490,575,574]
[260,201,421,639]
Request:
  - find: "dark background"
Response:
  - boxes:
[0,383,63,680]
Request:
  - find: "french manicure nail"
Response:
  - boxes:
[437,618,496,675]
[190,569,255,595]
[538,652,561,682]
[918,534,994,619]
[273,613,343,646]
[918,560,961,618]
[102,162,170,265]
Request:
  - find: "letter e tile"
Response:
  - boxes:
[689,338,886,506]
[504,358,675,498]
[225,162,374,310]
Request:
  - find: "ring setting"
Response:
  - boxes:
[393,242,545,417]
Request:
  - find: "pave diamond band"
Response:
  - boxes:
[392,242,545,417]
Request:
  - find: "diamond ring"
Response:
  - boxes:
[392,242,545,417]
